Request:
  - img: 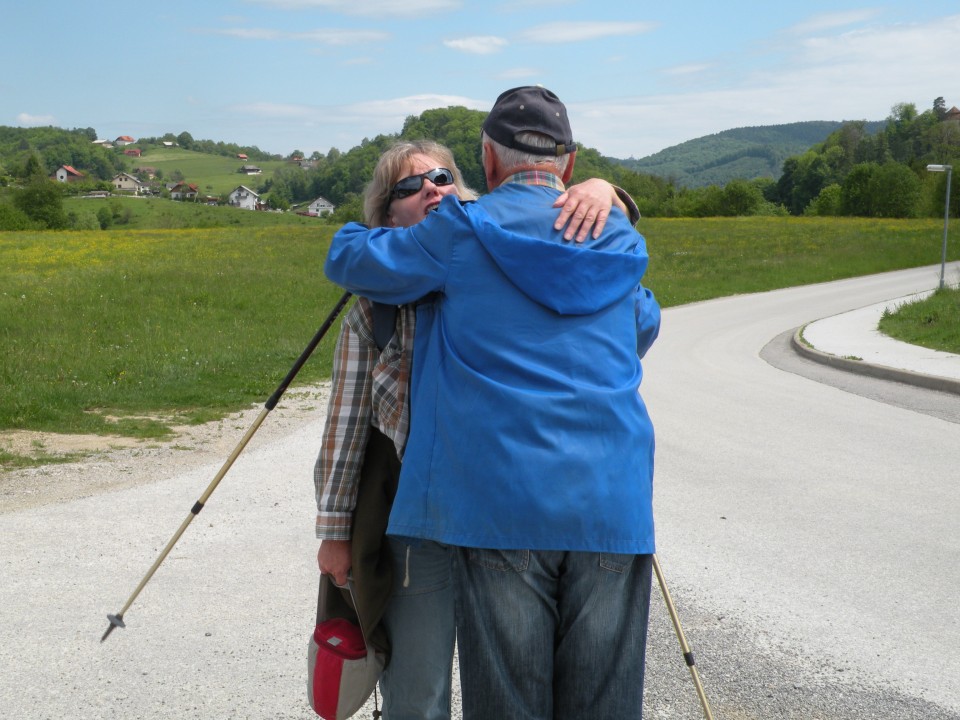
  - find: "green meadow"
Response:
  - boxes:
[1,226,343,444]
[1,216,957,467]
[63,195,321,230]
[126,148,291,196]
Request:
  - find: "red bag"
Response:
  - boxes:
[307,577,384,720]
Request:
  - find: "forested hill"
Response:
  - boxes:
[618,120,885,188]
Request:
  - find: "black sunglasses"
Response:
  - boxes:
[390,167,454,200]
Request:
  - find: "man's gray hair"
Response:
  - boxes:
[482,131,571,176]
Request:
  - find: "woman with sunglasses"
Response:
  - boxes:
[314,139,637,720]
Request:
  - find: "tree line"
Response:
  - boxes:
[268,99,959,222]
[773,99,959,218]
[2,97,957,231]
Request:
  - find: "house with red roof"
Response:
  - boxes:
[114,135,136,146]
[53,165,84,183]
[169,182,199,200]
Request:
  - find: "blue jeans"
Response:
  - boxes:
[455,548,652,720]
[379,537,455,720]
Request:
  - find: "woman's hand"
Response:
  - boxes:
[553,178,629,242]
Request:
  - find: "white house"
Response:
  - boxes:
[114,135,135,146]
[111,172,143,195]
[238,164,262,175]
[54,165,84,183]
[228,185,260,210]
[308,196,335,216]
[169,182,199,200]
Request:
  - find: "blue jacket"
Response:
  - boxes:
[325,182,660,553]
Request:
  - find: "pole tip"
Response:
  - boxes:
[101,613,125,643]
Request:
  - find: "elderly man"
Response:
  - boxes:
[325,85,660,719]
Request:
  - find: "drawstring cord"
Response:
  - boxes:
[403,544,411,588]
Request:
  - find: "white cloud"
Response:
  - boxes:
[231,94,483,127]
[242,0,460,16]
[569,14,960,158]
[788,9,881,35]
[231,102,315,119]
[520,21,657,44]
[214,27,387,44]
[346,94,485,118]
[443,36,508,54]
[16,112,55,126]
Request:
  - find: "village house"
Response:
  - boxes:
[114,135,136,146]
[169,182,199,201]
[53,165,84,183]
[227,185,260,210]
[111,172,144,195]
[236,153,248,160]
[123,148,142,157]
[238,164,262,175]
[308,196,335,216]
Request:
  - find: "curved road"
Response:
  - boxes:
[0,264,958,719]
[642,263,960,718]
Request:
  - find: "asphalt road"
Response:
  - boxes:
[640,263,960,719]
[1,264,958,719]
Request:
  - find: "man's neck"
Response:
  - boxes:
[500,168,565,191]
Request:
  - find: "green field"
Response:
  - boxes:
[64,195,322,230]
[639,216,954,307]
[1,225,342,445]
[122,148,292,196]
[1,216,957,467]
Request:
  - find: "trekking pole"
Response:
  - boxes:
[101,290,353,642]
[653,554,715,720]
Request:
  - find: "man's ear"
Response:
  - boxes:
[482,142,500,191]
[561,151,577,184]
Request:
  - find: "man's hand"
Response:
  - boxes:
[553,178,628,242]
[317,539,352,586]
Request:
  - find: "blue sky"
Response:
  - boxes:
[3,1,959,160]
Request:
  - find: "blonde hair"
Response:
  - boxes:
[363,140,476,227]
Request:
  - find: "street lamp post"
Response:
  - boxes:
[926,164,953,290]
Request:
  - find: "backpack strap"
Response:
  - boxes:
[371,302,398,352]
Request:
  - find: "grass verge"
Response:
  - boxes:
[878,286,960,354]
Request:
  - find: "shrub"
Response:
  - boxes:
[805,183,843,216]
[0,202,35,230]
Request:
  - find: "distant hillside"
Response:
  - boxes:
[130,148,291,196]
[615,121,885,188]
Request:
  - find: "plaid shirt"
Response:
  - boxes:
[505,171,641,223]
[505,170,565,191]
[314,297,413,539]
